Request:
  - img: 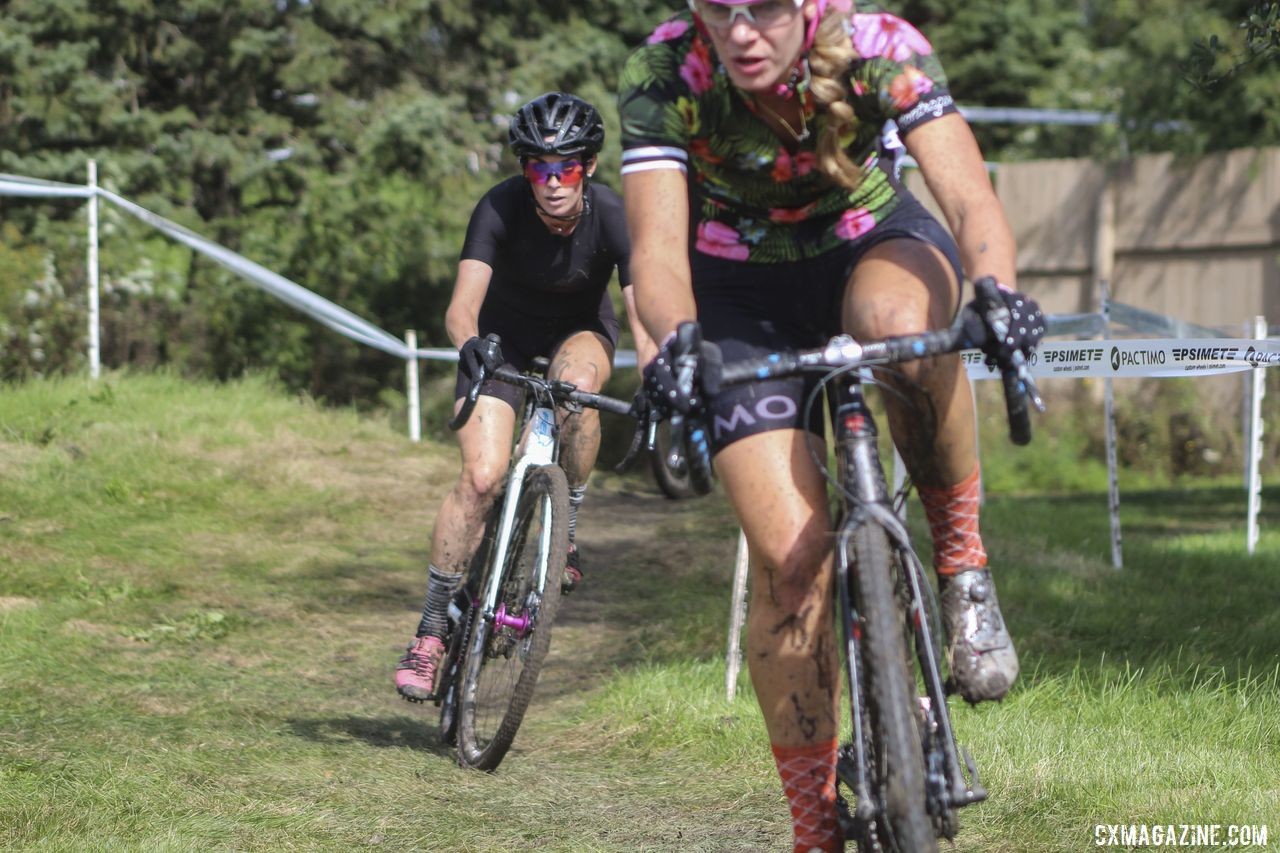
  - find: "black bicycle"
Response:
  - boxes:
[674,277,1042,850]
[435,349,637,770]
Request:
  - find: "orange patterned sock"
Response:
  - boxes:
[771,739,842,853]
[917,465,988,576]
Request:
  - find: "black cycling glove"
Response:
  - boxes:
[459,335,504,381]
[642,321,723,417]
[967,280,1046,368]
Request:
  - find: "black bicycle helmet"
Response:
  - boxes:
[508,92,605,158]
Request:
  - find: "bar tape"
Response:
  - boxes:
[962,338,1280,381]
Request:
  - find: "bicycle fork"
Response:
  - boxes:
[897,535,988,815]
[831,385,987,833]
[481,406,559,636]
[832,389,891,824]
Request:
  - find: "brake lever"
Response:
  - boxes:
[1016,358,1046,413]
[970,282,1045,413]
[612,405,654,474]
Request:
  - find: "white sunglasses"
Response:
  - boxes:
[688,0,805,30]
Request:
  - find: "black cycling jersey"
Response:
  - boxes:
[462,177,631,321]
[454,177,632,411]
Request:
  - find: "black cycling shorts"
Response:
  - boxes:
[453,306,620,413]
[692,194,962,454]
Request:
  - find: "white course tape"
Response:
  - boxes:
[0,174,94,199]
[98,189,418,359]
[4,172,1266,377]
[962,338,1280,381]
[1045,312,1106,337]
[1107,303,1226,340]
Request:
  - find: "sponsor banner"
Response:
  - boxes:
[962,338,1280,381]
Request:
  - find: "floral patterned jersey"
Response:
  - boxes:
[618,4,957,263]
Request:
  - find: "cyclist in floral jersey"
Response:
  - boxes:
[619,1,1044,849]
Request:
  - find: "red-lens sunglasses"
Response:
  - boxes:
[523,159,586,186]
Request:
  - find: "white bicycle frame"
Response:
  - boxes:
[478,404,559,624]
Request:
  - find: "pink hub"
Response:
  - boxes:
[494,603,531,637]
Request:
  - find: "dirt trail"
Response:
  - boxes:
[535,474,721,703]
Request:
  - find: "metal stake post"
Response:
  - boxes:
[87,160,100,379]
[725,529,749,701]
[405,330,421,443]
[1246,316,1266,554]
[1101,281,1123,568]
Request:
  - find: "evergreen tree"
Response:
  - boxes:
[0,0,1271,396]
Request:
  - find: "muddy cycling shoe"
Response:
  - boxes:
[939,567,1019,703]
[561,544,582,594]
[395,635,445,702]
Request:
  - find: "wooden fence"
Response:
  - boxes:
[906,145,1280,331]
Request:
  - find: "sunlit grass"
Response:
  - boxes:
[0,372,1276,850]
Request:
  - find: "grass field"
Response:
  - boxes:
[1,372,1277,851]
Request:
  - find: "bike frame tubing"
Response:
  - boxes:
[479,404,559,620]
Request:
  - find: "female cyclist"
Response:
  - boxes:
[619,1,1044,849]
[395,92,655,702]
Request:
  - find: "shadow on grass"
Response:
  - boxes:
[263,545,431,616]
[287,714,453,757]
[562,481,1280,700]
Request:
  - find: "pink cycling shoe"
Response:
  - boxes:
[395,635,445,702]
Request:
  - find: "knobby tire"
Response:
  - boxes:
[849,523,936,852]
[457,465,569,770]
[437,582,479,747]
[437,501,502,747]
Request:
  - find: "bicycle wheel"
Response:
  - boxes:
[648,419,694,499]
[848,523,935,853]
[437,584,479,747]
[900,545,961,841]
[457,464,569,770]
[438,505,501,746]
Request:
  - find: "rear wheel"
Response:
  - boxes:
[849,523,935,853]
[457,465,569,770]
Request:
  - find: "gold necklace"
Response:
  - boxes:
[755,96,809,143]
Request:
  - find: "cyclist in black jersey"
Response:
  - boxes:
[395,92,656,702]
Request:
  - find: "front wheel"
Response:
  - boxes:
[438,505,502,747]
[849,523,935,853]
[437,586,477,747]
[456,465,569,770]
[648,419,695,499]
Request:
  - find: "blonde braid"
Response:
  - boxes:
[806,7,862,191]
